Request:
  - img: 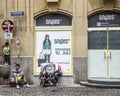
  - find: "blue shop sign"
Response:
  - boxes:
[11,11,24,16]
[36,13,72,26]
[88,11,120,27]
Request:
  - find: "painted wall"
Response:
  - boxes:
[0,0,73,56]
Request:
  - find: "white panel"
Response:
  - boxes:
[88,50,106,78]
[109,50,120,78]
[88,27,120,31]
[35,26,72,31]
[47,0,59,2]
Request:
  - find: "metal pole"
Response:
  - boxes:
[106,28,109,78]
[16,17,20,63]
[16,39,20,64]
[7,20,12,66]
[7,20,11,46]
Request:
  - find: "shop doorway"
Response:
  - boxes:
[88,29,120,79]
[88,11,120,80]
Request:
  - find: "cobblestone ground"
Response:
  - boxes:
[0,84,120,96]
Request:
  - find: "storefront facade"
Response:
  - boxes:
[88,11,120,82]
[0,0,120,84]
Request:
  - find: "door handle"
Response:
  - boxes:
[104,51,106,59]
[110,52,112,60]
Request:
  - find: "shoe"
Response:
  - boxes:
[56,83,59,85]
[24,83,30,88]
[50,82,53,85]
[16,85,20,89]
[48,81,53,85]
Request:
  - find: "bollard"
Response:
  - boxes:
[0,65,11,85]
[0,77,4,85]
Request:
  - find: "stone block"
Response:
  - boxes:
[0,77,4,85]
[0,65,10,78]
[73,57,87,83]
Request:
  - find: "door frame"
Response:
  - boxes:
[88,27,120,31]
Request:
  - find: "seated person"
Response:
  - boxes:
[50,61,62,84]
[11,63,30,89]
[40,63,54,82]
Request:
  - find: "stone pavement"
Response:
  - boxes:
[0,82,120,96]
[0,76,120,96]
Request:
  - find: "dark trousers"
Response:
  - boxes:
[54,71,62,83]
[44,55,50,63]
[4,55,11,65]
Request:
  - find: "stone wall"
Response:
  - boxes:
[72,0,88,83]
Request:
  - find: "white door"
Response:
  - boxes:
[88,30,120,79]
[88,31,107,78]
[108,31,120,78]
[88,50,106,77]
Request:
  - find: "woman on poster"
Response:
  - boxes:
[41,34,52,63]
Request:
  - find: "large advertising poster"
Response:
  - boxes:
[36,31,72,75]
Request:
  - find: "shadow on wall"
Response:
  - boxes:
[24,65,34,84]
